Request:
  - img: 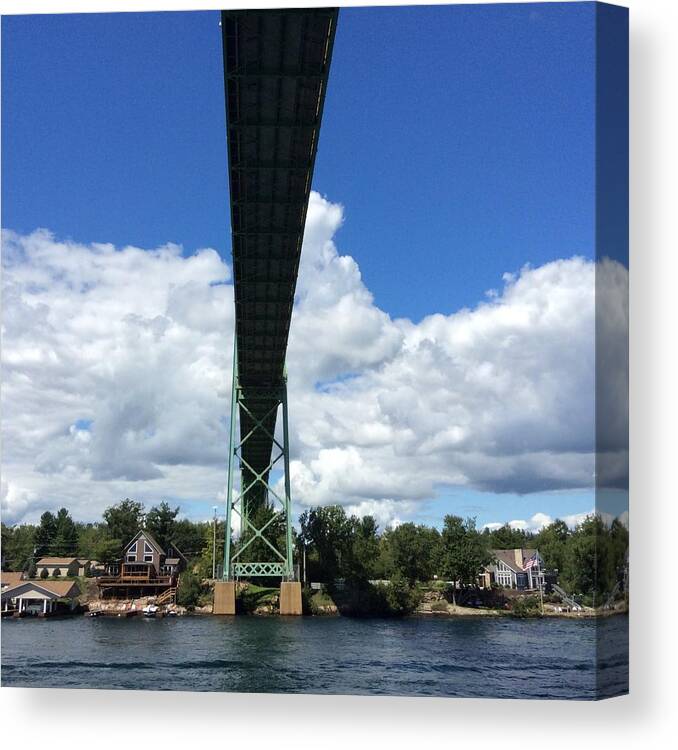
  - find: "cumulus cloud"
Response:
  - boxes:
[483,508,628,533]
[1,192,627,524]
[287,195,605,508]
[2,230,234,522]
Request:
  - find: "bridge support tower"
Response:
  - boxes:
[215,345,300,614]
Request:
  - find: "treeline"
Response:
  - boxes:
[1,499,224,580]
[1,499,628,603]
[297,507,629,603]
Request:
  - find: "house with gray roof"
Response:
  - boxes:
[484,548,545,591]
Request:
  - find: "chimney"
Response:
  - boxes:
[514,549,523,569]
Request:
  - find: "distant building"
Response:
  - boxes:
[35,557,86,578]
[483,549,545,591]
[1,579,80,616]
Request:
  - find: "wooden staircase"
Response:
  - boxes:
[156,587,176,605]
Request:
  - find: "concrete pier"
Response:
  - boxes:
[279,581,303,615]
[213,581,236,615]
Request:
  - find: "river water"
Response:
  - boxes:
[1,614,628,699]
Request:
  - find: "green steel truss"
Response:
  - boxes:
[223,345,294,580]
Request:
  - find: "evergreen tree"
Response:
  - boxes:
[146,501,180,551]
[53,507,78,556]
[34,511,57,557]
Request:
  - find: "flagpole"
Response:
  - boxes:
[538,553,544,614]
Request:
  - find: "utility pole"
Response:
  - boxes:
[303,542,307,586]
[212,506,218,580]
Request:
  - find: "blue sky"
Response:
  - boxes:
[2,5,612,528]
[2,4,596,319]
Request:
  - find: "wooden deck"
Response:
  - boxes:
[97,576,175,594]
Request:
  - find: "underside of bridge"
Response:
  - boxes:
[221,8,337,581]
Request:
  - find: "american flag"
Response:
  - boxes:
[523,553,538,570]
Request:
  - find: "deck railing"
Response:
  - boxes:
[98,575,173,585]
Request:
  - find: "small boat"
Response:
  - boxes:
[142,604,159,618]
[86,610,101,618]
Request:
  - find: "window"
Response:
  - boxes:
[144,554,153,562]
[144,541,154,554]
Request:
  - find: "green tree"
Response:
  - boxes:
[1,523,11,570]
[77,523,109,560]
[52,508,78,556]
[172,519,208,559]
[176,569,202,608]
[93,537,123,564]
[34,511,57,557]
[346,515,381,582]
[103,498,145,546]
[299,506,353,582]
[382,573,422,615]
[2,523,36,572]
[534,519,570,572]
[146,501,180,551]
[381,522,440,585]
[439,515,492,604]
[40,567,49,579]
[561,514,615,604]
[484,523,535,550]
[197,519,226,579]
[608,518,629,593]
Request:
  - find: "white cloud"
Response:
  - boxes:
[2,229,234,522]
[483,508,628,533]
[1,193,628,524]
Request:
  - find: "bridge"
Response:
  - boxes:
[215,8,338,614]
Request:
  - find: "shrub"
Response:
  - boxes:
[383,574,422,615]
[40,567,49,579]
[52,568,61,577]
[511,596,542,618]
[176,570,202,608]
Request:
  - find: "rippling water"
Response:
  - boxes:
[1,614,627,699]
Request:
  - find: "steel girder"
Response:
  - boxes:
[220,8,337,580]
